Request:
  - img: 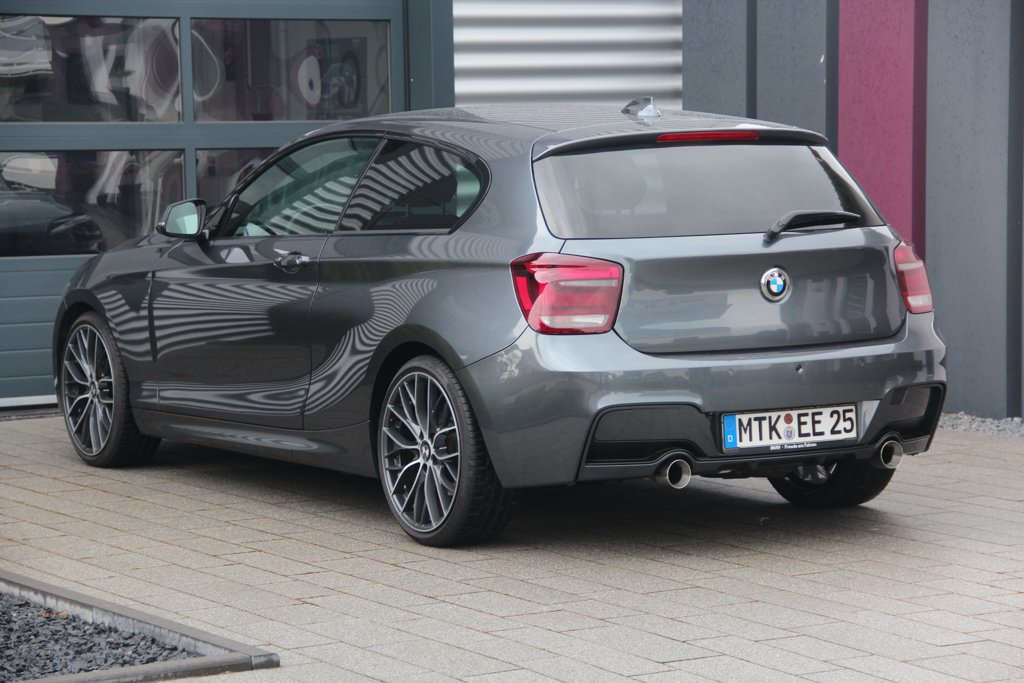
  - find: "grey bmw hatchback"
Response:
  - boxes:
[54,101,946,546]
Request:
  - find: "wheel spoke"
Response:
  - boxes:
[63,359,88,385]
[432,463,456,494]
[383,425,417,450]
[386,405,419,439]
[423,467,443,525]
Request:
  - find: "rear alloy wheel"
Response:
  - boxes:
[768,460,895,508]
[60,312,159,467]
[378,355,514,546]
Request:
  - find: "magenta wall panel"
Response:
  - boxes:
[838,0,928,255]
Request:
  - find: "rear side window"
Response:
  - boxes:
[338,139,483,232]
[534,144,883,239]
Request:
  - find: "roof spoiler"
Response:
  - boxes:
[533,128,830,161]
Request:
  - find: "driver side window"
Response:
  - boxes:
[222,137,379,238]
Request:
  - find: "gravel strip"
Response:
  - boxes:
[940,411,1024,438]
[1,593,199,682]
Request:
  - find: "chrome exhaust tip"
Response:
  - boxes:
[654,455,692,489]
[872,440,904,470]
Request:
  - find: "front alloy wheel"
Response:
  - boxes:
[60,312,159,467]
[378,356,514,546]
[62,322,114,456]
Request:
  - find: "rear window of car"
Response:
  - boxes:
[533,144,884,239]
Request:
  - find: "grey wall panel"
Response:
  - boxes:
[926,0,1014,418]
[681,0,747,116]
[756,0,826,134]
[453,0,683,109]
[408,0,455,109]
[0,255,90,401]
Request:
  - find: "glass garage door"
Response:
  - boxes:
[0,3,405,406]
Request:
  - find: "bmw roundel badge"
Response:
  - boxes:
[760,267,789,302]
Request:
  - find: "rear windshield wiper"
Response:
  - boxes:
[764,210,861,243]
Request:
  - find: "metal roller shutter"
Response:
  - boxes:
[453,0,682,109]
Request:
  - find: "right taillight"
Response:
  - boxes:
[893,242,933,314]
[511,253,623,334]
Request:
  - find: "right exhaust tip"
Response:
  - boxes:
[873,440,904,470]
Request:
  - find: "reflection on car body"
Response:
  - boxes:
[53,101,946,546]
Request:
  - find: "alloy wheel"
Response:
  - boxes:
[62,324,114,456]
[380,371,461,532]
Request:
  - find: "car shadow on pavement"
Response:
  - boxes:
[149,440,898,559]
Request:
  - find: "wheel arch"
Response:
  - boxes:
[365,326,467,469]
[52,291,106,384]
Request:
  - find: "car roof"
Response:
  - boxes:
[314,104,828,161]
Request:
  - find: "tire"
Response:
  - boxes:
[377,355,515,547]
[59,312,160,467]
[768,460,895,508]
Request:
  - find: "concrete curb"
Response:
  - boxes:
[0,568,279,682]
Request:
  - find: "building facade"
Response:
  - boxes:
[0,0,453,407]
[1,0,1021,419]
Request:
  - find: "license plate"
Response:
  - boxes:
[722,404,857,451]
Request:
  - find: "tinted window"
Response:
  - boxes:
[339,140,483,232]
[191,19,390,122]
[222,137,379,238]
[0,150,183,257]
[0,15,180,123]
[534,144,884,239]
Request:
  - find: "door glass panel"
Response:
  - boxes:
[197,148,276,208]
[0,150,184,257]
[223,137,379,238]
[0,15,181,123]
[191,19,390,122]
[339,140,483,232]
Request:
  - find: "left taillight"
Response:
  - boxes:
[893,242,933,314]
[511,253,623,334]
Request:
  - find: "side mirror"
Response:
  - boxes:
[156,199,208,239]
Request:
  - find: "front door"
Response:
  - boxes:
[150,136,380,428]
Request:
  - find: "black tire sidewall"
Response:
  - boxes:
[769,460,894,508]
[61,313,130,467]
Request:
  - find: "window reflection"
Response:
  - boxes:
[196,148,276,208]
[191,19,390,122]
[0,150,183,257]
[0,15,181,123]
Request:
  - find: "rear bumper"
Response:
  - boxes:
[458,312,946,489]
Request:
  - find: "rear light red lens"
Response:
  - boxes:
[893,242,933,314]
[511,253,623,334]
[657,131,759,143]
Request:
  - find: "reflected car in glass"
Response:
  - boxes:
[53,103,947,546]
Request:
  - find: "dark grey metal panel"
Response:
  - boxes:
[407,0,455,109]
[681,0,747,117]
[0,255,90,400]
[756,0,827,135]
[926,0,1014,417]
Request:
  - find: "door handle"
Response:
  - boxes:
[274,252,312,271]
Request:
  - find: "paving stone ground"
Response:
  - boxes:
[2,416,1024,682]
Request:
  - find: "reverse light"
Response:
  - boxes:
[657,131,759,143]
[511,253,623,334]
[893,242,933,314]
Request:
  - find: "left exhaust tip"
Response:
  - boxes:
[654,455,692,489]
